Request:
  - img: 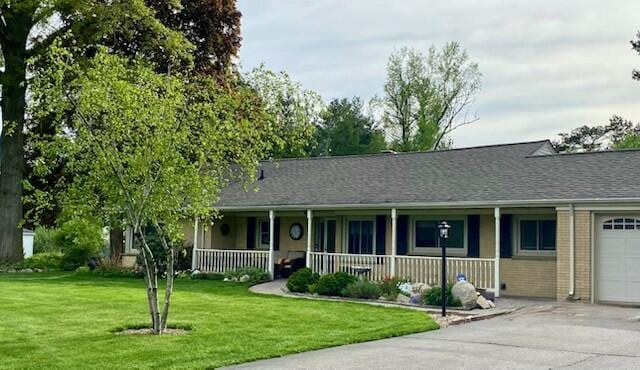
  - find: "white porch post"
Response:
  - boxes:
[268,210,275,279]
[306,209,313,268]
[191,218,199,270]
[391,208,398,277]
[494,207,501,298]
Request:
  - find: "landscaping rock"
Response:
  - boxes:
[7,269,16,273]
[239,274,250,283]
[452,281,477,309]
[33,268,43,273]
[412,283,431,294]
[21,268,33,273]
[409,293,423,305]
[396,294,410,304]
[476,295,492,309]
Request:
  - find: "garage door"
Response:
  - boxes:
[596,216,640,304]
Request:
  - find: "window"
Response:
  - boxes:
[411,217,466,255]
[257,219,270,249]
[517,218,556,253]
[346,219,374,254]
[602,218,640,230]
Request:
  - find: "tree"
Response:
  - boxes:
[632,31,640,82]
[147,0,242,78]
[553,115,640,152]
[244,65,324,158]
[376,43,481,152]
[0,0,191,262]
[313,98,386,156]
[31,47,275,334]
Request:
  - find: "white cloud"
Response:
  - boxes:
[238,0,640,147]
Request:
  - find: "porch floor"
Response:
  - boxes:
[249,279,529,323]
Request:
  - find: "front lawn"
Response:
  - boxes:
[0,273,437,369]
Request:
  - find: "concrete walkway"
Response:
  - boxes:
[227,302,640,369]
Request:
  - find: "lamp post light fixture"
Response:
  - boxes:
[438,221,451,317]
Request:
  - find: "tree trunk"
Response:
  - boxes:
[136,226,161,334]
[0,45,28,262]
[160,247,174,331]
[109,227,125,264]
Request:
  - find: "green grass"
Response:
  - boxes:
[0,273,437,369]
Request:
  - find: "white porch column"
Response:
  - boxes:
[306,209,313,268]
[494,207,501,298]
[268,210,275,279]
[191,218,199,270]
[391,208,398,277]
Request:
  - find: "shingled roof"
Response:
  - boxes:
[217,140,640,209]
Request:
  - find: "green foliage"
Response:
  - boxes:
[84,265,145,279]
[54,219,105,271]
[224,267,269,284]
[33,226,59,254]
[313,272,357,296]
[615,134,640,149]
[190,272,225,280]
[244,64,324,158]
[555,115,640,152]
[380,276,404,300]
[422,284,462,307]
[341,279,382,299]
[313,97,386,156]
[286,267,320,293]
[0,252,63,271]
[376,43,481,151]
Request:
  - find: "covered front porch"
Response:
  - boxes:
[191,206,559,297]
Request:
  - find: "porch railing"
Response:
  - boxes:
[193,248,269,273]
[310,252,494,289]
[309,252,393,281]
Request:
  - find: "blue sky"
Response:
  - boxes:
[237,0,640,147]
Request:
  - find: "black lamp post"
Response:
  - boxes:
[438,221,450,317]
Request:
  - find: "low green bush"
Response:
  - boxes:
[422,284,462,307]
[341,279,382,299]
[286,268,319,293]
[313,272,357,296]
[23,252,63,270]
[55,219,105,271]
[190,272,225,280]
[380,277,403,300]
[33,226,59,254]
[224,267,269,284]
[80,265,145,279]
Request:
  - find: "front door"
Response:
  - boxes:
[314,219,336,252]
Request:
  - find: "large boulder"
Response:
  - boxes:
[452,281,477,309]
[412,283,432,295]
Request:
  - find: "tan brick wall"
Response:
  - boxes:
[556,210,592,301]
[479,213,557,298]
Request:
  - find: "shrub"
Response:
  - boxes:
[33,226,59,254]
[86,265,145,278]
[190,272,225,280]
[55,219,105,271]
[224,267,269,284]
[286,268,319,293]
[313,272,356,296]
[422,284,462,307]
[22,252,63,270]
[341,279,382,299]
[380,277,403,300]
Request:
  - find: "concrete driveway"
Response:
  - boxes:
[228,301,640,369]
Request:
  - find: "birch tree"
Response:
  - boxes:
[31,46,273,334]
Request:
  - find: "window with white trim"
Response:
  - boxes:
[516,216,556,254]
[257,219,270,249]
[410,217,466,255]
[602,218,640,230]
[343,218,375,254]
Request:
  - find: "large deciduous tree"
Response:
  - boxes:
[31,47,274,334]
[244,65,324,158]
[313,98,386,156]
[0,0,191,262]
[146,0,242,78]
[376,43,481,152]
[553,115,640,152]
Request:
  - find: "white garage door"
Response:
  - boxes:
[596,216,640,304]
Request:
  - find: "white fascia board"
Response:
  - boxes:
[217,198,640,212]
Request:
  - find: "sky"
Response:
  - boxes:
[237,0,640,148]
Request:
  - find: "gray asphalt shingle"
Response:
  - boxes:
[217,141,640,208]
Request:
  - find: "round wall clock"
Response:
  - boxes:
[289,223,304,240]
